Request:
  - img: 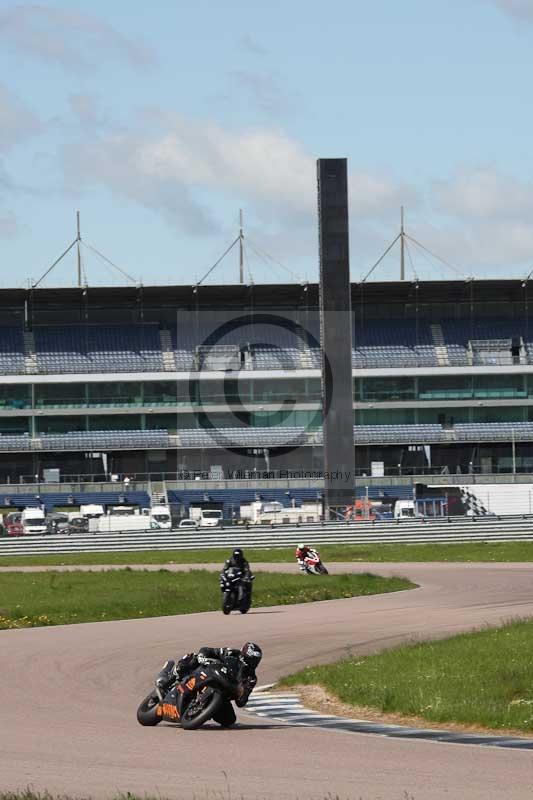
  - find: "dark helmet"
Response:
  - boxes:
[232,548,245,564]
[241,641,262,670]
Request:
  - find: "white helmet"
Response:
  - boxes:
[298,543,306,549]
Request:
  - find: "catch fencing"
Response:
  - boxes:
[1,515,533,557]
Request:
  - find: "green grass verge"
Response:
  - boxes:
[280,619,533,732]
[2,540,533,567]
[0,569,414,628]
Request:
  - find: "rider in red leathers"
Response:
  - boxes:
[295,543,312,571]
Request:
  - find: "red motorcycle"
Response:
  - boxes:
[298,547,329,575]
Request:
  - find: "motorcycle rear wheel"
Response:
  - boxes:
[136,691,162,726]
[181,689,224,730]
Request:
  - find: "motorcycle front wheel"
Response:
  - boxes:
[136,691,162,726]
[222,592,234,615]
[213,699,237,727]
[239,595,251,613]
[317,563,329,575]
[181,688,224,730]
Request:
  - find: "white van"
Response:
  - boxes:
[149,505,172,530]
[393,500,417,520]
[22,507,47,535]
[190,508,223,527]
[79,504,105,519]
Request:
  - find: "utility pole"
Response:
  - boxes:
[76,211,82,288]
[239,209,244,284]
[400,206,405,281]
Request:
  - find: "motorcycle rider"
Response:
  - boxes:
[295,543,312,571]
[221,548,254,602]
[223,548,253,578]
[155,642,263,711]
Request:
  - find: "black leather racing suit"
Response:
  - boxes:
[156,646,258,708]
[222,556,253,580]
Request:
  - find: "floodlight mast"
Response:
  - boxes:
[239,209,244,285]
[76,211,82,288]
[400,206,405,281]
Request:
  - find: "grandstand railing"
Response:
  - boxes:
[7,466,533,492]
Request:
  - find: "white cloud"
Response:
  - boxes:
[402,218,533,276]
[239,33,267,56]
[0,4,154,70]
[433,167,533,219]
[491,0,533,22]
[68,94,109,129]
[0,211,19,238]
[62,113,412,240]
[229,70,299,115]
[0,83,40,151]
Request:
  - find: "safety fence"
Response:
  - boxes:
[1,515,533,557]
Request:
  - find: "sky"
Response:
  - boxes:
[1,0,533,287]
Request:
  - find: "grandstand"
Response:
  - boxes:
[1,279,533,496]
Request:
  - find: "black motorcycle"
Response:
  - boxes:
[136,656,244,730]
[220,567,253,615]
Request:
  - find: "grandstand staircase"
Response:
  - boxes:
[159,329,176,371]
[430,324,450,366]
[149,479,168,506]
[23,330,38,374]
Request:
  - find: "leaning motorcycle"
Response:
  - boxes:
[301,548,329,575]
[220,567,254,614]
[136,656,244,730]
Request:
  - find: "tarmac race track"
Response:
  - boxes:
[2,562,533,800]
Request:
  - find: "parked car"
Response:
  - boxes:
[46,513,70,535]
[178,519,199,529]
[66,516,90,534]
[6,521,24,537]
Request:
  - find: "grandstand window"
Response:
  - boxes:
[87,415,141,430]
[418,376,473,400]
[36,416,85,433]
[417,407,471,424]
[0,384,30,409]
[361,377,415,402]
[176,413,200,429]
[251,409,321,428]
[472,374,525,399]
[246,378,319,404]
[0,417,29,434]
[88,382,142,407]
[358,408,415,425]
[35,383,85,408]
[143,381,178,405]
[472,407,525,423]
[146,413,176,432]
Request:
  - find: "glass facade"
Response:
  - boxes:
[357,377,416,402]
[88,382,142,406]
[1,374,533,435]
[0,384,31,409]
[35,383,85,408]
[2,374,529,411]
[418,374,526,400]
